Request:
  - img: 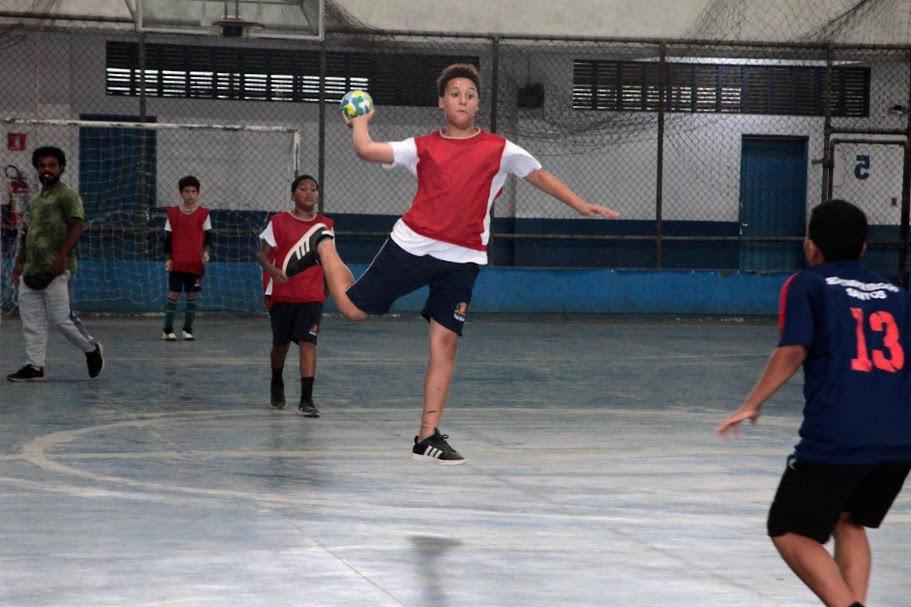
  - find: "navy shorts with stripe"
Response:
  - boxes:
[346,239,480,336]
[168,271,202,293]
[270,301,323,346]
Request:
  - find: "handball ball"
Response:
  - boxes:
[340,89,373,119]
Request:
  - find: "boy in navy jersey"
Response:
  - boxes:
[162,176,212,341]
[717,200,910,607]
[283,63,620,464]
[257,174,333,417]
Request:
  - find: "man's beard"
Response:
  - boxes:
[39,173,60,187]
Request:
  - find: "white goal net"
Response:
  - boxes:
[1,118,300,313]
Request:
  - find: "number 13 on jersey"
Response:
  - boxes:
[851,307,905,372]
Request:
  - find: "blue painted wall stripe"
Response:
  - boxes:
[31,261,790,316]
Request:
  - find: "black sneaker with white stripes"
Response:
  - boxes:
[411,428,465,465]
[281,223,335,278]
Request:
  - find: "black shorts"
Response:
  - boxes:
[269,301,323,346]
[346,239,480,336]
[767,456,910,543]
[168,271,203,294]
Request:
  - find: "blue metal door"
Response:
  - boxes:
[739,135,808,271]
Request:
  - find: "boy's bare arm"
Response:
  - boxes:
[163,229,172,270]
[257,240,287,284]
[716,344,807,437]
[523,169,620,219]
[346,109,394,164]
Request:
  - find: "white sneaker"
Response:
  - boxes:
[182,329,195,341]
[162,331,177,341]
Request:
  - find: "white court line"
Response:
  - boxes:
[10,409,906,523]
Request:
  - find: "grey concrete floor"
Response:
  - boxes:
[0,315,908,607]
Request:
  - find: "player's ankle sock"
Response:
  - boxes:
[183,300,198,330]
[301,376,314,401]
[163,297,178,330]
[271,366,283,385]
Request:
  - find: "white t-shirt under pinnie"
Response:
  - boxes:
[384,128,541,264]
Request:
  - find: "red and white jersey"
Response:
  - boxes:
[165,205,211,275]
[260,211,334,304]
[385,129,541,265]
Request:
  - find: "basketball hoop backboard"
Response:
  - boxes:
[136,0,323,41]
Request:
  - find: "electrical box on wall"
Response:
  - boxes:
[7,132,26,151]
[517,83,545,109]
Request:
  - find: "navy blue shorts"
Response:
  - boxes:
[346,239,480,336]
[767,456,910,543]
[270,301,323,346]
[168,271,203,294]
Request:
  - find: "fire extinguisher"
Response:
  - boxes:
[4,164,30,228]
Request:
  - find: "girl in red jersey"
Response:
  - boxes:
[163,176,212,341]
[257,174,333,418]
[290,64,619,463]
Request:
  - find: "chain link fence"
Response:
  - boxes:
[1,17,909,312]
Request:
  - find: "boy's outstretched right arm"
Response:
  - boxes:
[346,110,394,164]
[524,169,620,219]
[716,344,806,437]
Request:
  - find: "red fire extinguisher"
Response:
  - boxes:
[4,165,30,228]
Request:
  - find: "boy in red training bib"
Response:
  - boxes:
[258,174,333,418]
[162,175,212,341]
[285,64,619,464]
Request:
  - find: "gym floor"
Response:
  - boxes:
[1,315,908,606]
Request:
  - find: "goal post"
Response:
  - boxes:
[0,117,301,313]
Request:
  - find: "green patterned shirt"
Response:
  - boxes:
[23,182,85,275]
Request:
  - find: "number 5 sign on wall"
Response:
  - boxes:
[854,154,870,180]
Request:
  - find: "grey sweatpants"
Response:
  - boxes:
[18,270,97,369]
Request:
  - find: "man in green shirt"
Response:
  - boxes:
[7,146,103,382]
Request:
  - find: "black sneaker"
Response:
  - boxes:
[270,381,286,409]
[298,397,320,418]
[411,428,466,465]
[7,364,45,382]
[281,223,334,277]
[86,343,104,378]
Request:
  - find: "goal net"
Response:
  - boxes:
[1,118,300,313]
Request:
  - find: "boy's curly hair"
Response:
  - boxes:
[436,63,480,97]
